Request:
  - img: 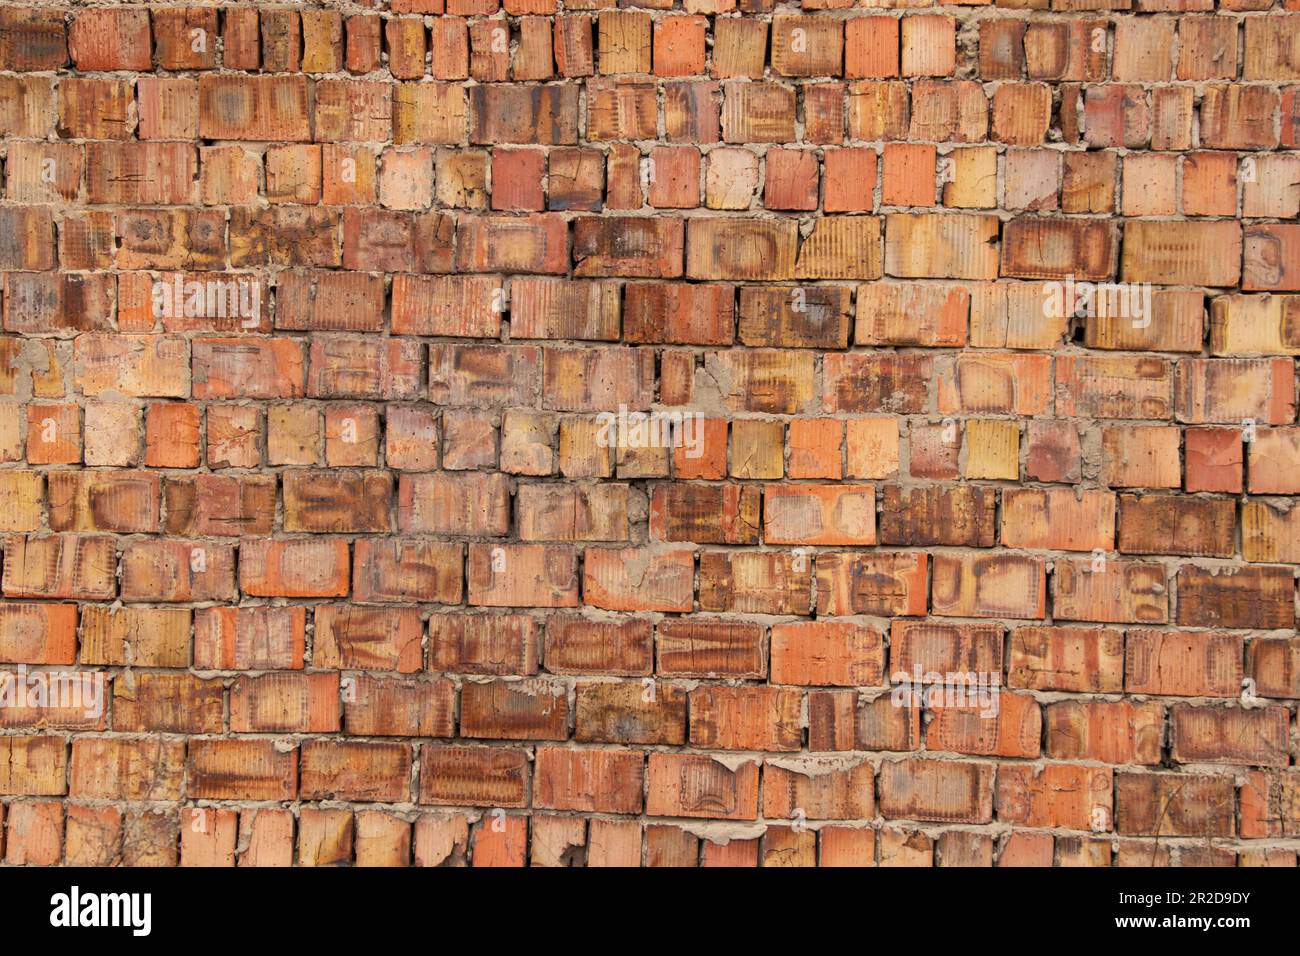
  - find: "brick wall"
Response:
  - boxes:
[0,0,1297,868]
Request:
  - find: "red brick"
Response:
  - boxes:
[1185,427,1243,493]
[1176,565,1295,630]
[3,535,114,601]
[815,551,928,618]
[68,8,150,71]
[300,741,411,803]
[1171,704,1290,768]
[0,9,66,70]
[188,740,298,801]
[878,759,995,824]
[412,812,471,865]
[931,553,1046,620]
[1126,630,1243,697]
[0,736,66,797]
[297,809,353,867]
[112,674,222,735]
[231,673,340,734]
[240,540,350,598]
[1009,627,1124,693]
[194,606,306,671]
[927,692,1041,759]
[534,747,644,813]
[584,547,693,612]
[1046,700,1165,765]
[5,801,63,865]
[654,619,762,680]
[890,621,1003,681]
[771,621,884,687]
[419,746,530,807]
[198,76,311,142]
[1116,773,1234,837]
[646,754,759,820]
[1001,489,1115,552]
[545,616,652,676]
[1052,559,1168,625]
[575,680,686,746]
[998,765,1113,831]
[461,679,568,740]
[344,675,454,739]
[699,550,811,615]
[1240,771,1300,839]
[314,606,422,674]
[81,606,191,668]
[689,685,802,751]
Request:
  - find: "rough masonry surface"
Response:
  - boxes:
[0,0,1297,867]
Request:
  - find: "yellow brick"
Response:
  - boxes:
[846,417,900,479]
[964,419,1020,480]
[731,419,784,479]
[942,146,997,209]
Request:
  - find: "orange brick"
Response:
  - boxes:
[654,15,705,77]
[846,17,899,78]
[883,143,936,206]
[771,621,884,687]
[788,419,842,479]
[647,753,759,820]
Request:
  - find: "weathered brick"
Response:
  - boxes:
[931,553,1046,620]
[1116,773,1234,837]
[1171,704,1290,768]
[646,753,759,821]
[69,8,149,71]
[240,540,350,598]
[1126,630,1243,697]
[535,747,644,813]
[461,679,567,740]
[113,673,223,735]
[1176,565,1295,629]
[690,685,802,751]
[0,737,67,796]
[1046,700,1165,765]
[1240,771,1300,839]
[0,9,66,70]
[699,550,811,616]
[344,675,455,739]
[68,738,182,801]
[3,536,114,602]
[300,741,411,803]
[231,673,340,734]
[1009,627,1124,693]
[764,485,876,546]
[1053,559,1169,625]
[815,551,928,618]
[198,76,311,141]
[763,757,875,821]
[878,759,995,824]
[998,765,1113,831]
[886,213,999,280]
[891,621,1003,681]
[586,547,693,612]
[419,745,530,807]
[1118,494,1235,557]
